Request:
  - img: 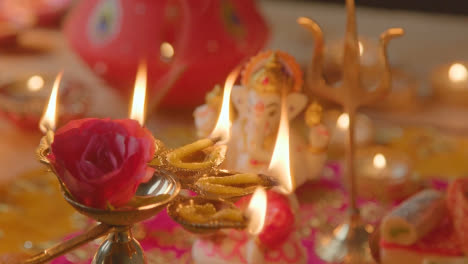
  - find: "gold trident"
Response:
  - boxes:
[298,0,404,214]
[298,1,404,262]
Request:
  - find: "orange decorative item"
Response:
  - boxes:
[64,0,269,108]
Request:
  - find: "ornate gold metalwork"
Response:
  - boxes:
[193,169,277,200]
[35,130,53,165]
[24,224,112,264]
[298,0,404,263]
[156,138,225,171]
[167,196,247,234]
[27,91,276,264]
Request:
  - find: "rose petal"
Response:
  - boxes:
[49,118,156,209]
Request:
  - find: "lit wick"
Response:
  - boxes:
[210,67,241,144]
[130,61,147,126]
[165,67,240,170]
[268,93,294,194]
[39,71,63,133]
[245,187,267,235]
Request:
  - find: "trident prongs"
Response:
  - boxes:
[298,1,404,262]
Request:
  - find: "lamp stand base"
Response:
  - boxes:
[314,215,374,264]
[92,227,146,264]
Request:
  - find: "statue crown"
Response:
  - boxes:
[249,52,293,94]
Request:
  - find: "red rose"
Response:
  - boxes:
[236,190,295,249]
[48,118,156,209]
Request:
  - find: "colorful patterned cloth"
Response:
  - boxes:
[49,162,440,264]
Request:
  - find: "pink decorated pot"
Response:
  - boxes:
[64,0,269,108]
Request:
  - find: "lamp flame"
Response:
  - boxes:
[337,113,350,130]
[130,61,147,126]
[449,63,468,83]
[39,71,63,133]
[210,67,241,143]
[268,95,294,194]
[373,153,386,169]
[246,187,267,235]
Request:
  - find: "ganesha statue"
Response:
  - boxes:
[194,50,330,188]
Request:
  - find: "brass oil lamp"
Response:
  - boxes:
[23,66,277,264]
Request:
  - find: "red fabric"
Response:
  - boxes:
[64,0,269,108]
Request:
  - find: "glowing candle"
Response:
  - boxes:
[337,113,350,130]
[448,63,468,83]
[245,187,267,236]
[373,153,386,170]
[130,61,147,126]
[210,67,240,144]
[325,110,374,156]
[268,93,294,194]
[245,187,267,264]
[39,71,63,133]
[355,147,415,201]
[431,62,468,106]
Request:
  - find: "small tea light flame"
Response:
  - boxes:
[337,113,350,130]
[358,41,364,56]
[246,187,267,235]
[160,42,175,60]
[268,95,294,194]
[210,67,240,143]
[448,63,468,83]
[130,61,147,126]
[27,75,44,92]
[39,71,63,133]
[373,153,386,169]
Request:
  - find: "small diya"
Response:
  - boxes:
[431,61,468,106]
[323,109,375,156]
[0,73,89,131]
[354,145,420,202]
[366,68,421,111]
